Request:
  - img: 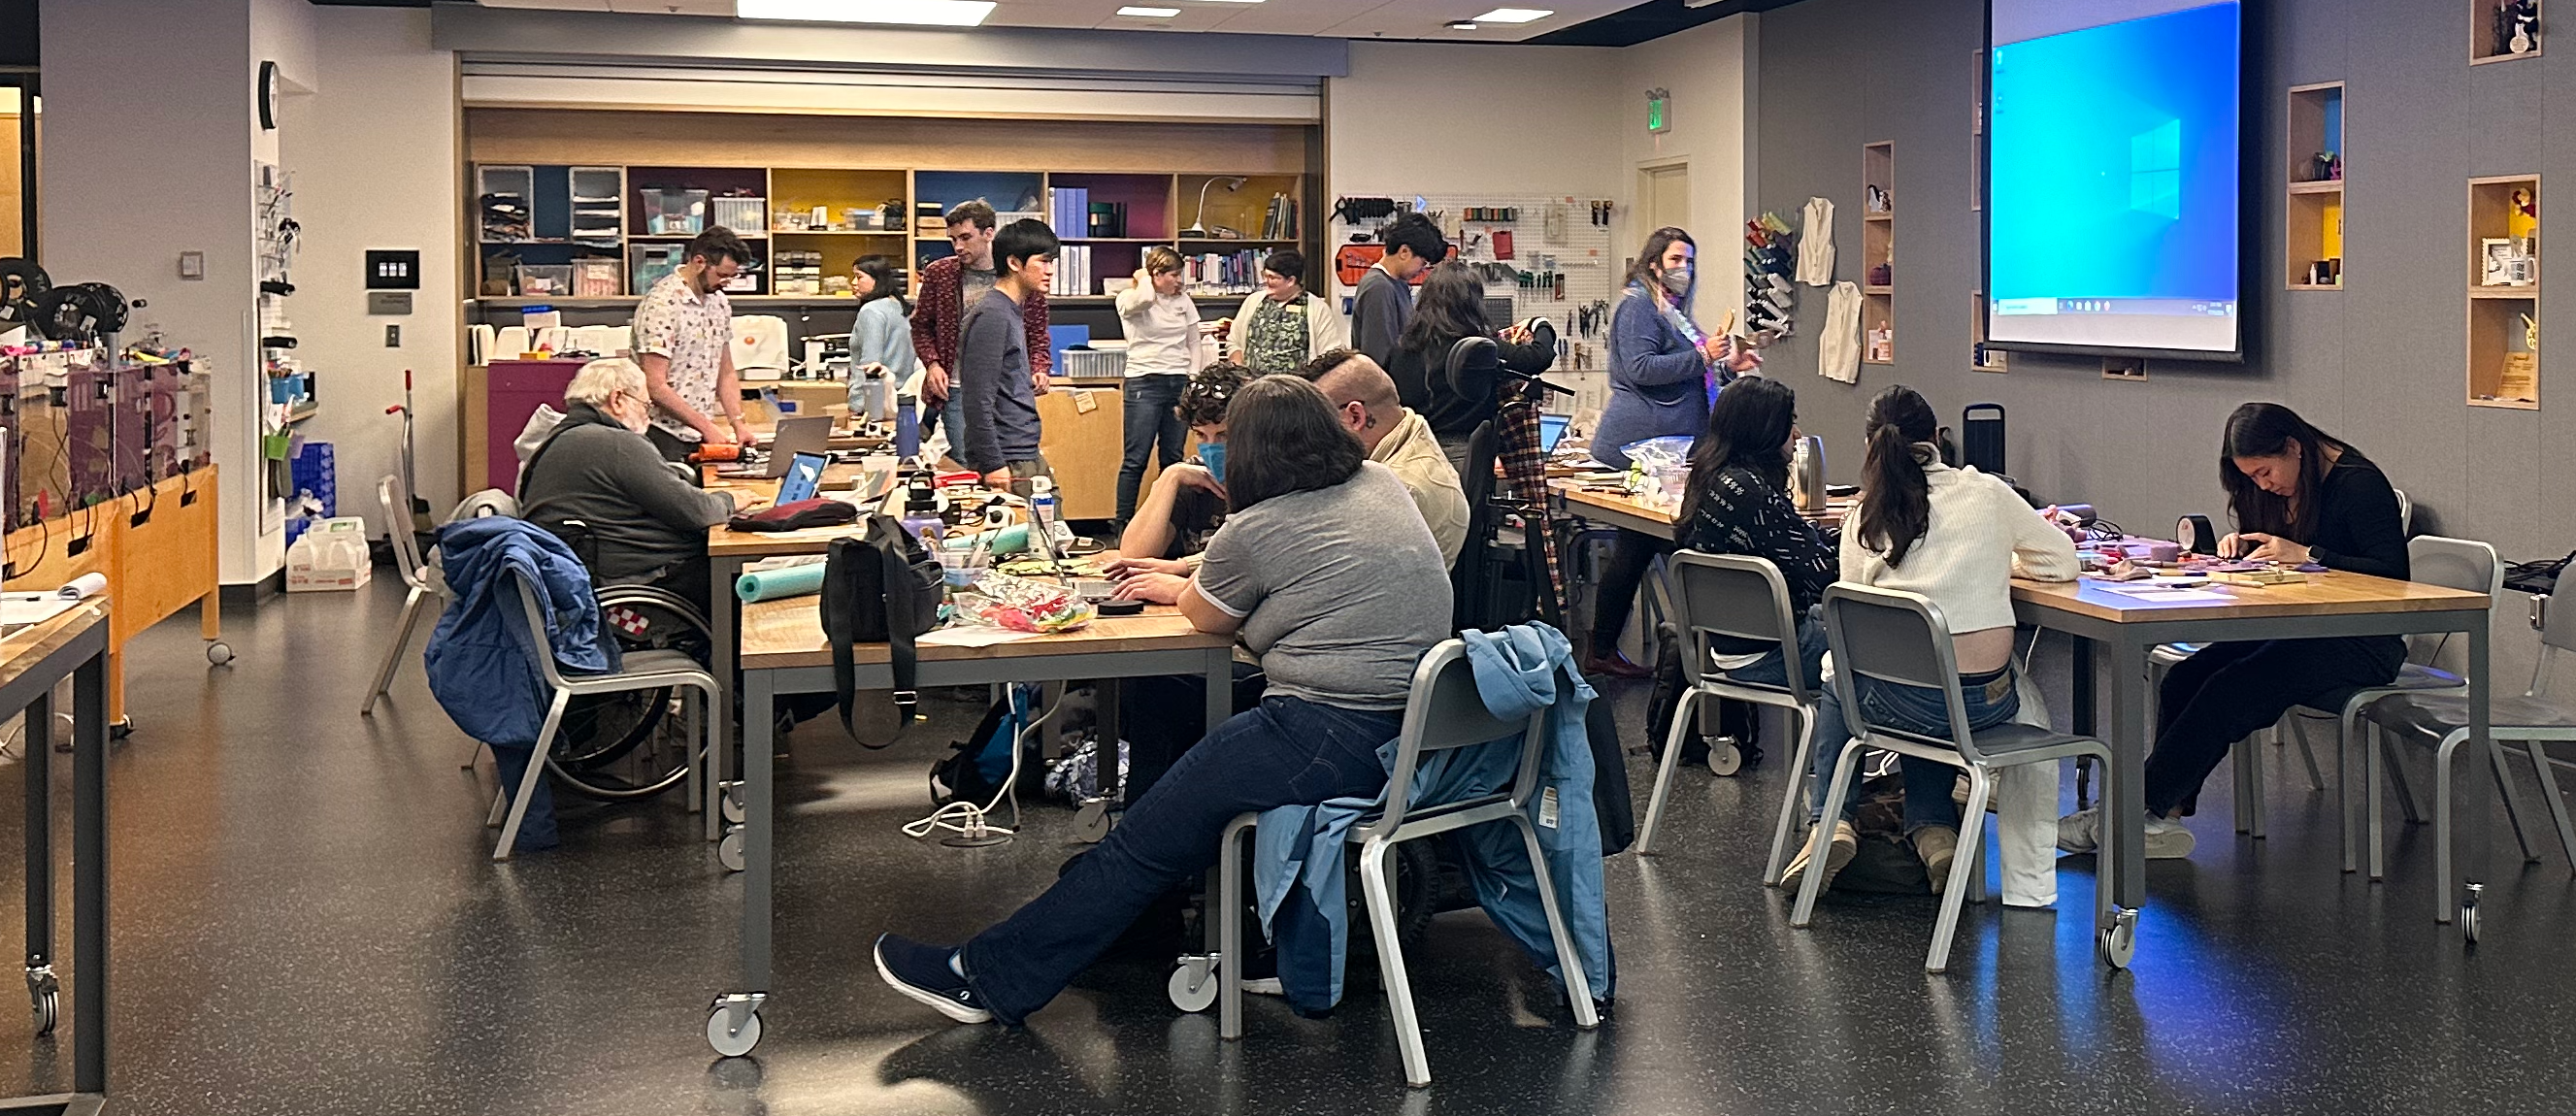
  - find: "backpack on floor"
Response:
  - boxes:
[930,684,1037,807]
[1644,620,1763,770]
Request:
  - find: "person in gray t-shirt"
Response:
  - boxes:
[872,376,1457,1027]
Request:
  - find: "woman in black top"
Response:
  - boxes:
[1385,260,1554,472]
[2059,403,2409,861]
[1674,377,1836,688]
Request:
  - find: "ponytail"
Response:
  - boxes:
[1857,384,1939,567]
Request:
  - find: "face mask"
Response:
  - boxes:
[1198,442,1226,485]
[1659,265,1694,297]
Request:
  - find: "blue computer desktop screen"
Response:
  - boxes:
[1989,1,2241,354]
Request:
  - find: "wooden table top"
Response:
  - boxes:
[2010,571,2492,624]
[703,465,885,558]
[1549,478,1854,531]
[0,600,107,691]
[739,594,1230,670]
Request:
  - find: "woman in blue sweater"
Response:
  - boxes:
[1583,227,1756,677]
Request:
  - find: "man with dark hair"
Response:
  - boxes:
[1295,347,1469,565]
[1109,360,1256,570]
[1348,213,1447,370]
[910,199,1054,444]
[631,226,757,461]
[956,218,1061,489]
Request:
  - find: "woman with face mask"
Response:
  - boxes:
[1582,227,1758,678]
[517,357,737,612]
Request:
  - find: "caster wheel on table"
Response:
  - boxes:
[207,642,234,666]
[1167,959,1219,1013]
[110,718,133,740]
[1706,739,1744,777]
[30,990,54,1037]
[720,786,744,826]
[718,828,746,872]
[2460,883,2484,944]
[1074,799,1113,843]
[2097,907,2138,969]
[706,1001,763,1058]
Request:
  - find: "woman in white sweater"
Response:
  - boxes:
[1780,385,2080,897]
[1114,246,1206,522]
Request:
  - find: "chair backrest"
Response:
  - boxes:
[2394,488,2414,536]
[2399,536,2495,668]
[1668,550,1810,699]
[1820,584,1989,765]
[1365,639,1550,838]
[1443,335,1499,409]
[1961,403,2006,476]
[507,568,576,692]
[1449,419,1501,630]
[379,475,432,592]
[452,488,520,521]
[2544,565,2576,656]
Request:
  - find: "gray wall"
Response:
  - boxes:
[1753,0,2570,580]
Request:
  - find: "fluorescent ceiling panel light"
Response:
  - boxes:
[1117,5,1180,15]
[1193,0,1266,4]
[739,0,997,26]
[1470,7,1553,21]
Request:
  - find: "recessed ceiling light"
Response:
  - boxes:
[1118,5,1181,14]
[1194,0,1266,4]
[739,0,998,26]
[1446,20,1479,28]
[1471,7,1554,21]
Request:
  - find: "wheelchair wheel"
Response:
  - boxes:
[545,585,711,802]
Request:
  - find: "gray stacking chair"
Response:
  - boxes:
[487,568,719,862]
[2365,567,2576,929]
[1795,584,2128,972]
[360,475,446,717]
[1201,639,1599,1088]
[1634,553,1822,887]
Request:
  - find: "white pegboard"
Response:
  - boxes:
[1330,193,1622,373]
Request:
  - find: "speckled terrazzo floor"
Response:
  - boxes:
[0,574,2568,1115]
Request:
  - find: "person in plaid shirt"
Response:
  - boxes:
[909,200,1053,444]
[632,227,758,461]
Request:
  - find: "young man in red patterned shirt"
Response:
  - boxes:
[909,200,1054,444]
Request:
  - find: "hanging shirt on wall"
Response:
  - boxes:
[1797,196,1836,287]
[1820,280,1862,384]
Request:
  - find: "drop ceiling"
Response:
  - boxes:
[464,0,1635,43]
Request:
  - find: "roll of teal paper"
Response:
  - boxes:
[735,562,830,602]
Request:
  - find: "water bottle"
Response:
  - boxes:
[1790,435,1828,512]
[895,392,921,462]
[1028,476,1062,557]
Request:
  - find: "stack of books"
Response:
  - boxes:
[1258,193,1298,241]
[1050,244,1095,297]
[1181,249,1263,295]
[1047,186,1090,237]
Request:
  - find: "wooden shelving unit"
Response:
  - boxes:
[469,163,1310,302]
[2467,174,2541,409]
[1862,142,1895,365]
[2473,0,2542,64]
[2286,82,2345,290]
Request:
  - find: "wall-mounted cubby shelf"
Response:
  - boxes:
[2473,0,2542,64]
[1862,141,1895,365]
[2286,82,2345,290]
[469,163,1309,302]
[2467,174,2541,409]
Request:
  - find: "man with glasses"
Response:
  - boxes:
[633,227,758,463]
[518,357,737,611]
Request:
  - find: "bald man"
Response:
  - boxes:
[1296,348,1470,565]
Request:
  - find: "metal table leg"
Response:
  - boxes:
[2460,620,2493,941]
[707,666,775,1059]
[20,686,51,1039]
[2071,634,2097,808]
[73,651,107,1094]
[709,554,745,841]
[2107,637,2150,919]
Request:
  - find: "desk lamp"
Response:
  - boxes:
[1180,177,1248,238]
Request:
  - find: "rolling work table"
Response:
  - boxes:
[0,600,113,1114]
[1543,486,2501,955]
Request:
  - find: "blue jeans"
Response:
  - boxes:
[961,696,1402,1025]
[922,387,967,451]
[1117,374,1189,522]
[1716,611,1829,693]
[1807,665,2020,836]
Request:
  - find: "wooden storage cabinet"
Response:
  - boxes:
[2466,175,2540,409]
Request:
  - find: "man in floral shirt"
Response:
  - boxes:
[633,227,757,461]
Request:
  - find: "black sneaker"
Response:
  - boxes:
[873,934,993,1024]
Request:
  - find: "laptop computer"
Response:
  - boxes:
[744,415,834,478]
[1537,412,1571,453]
[776,451,829,505]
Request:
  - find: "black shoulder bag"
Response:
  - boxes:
[819,514,946,747]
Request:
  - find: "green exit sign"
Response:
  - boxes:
[1646,88,1671,133]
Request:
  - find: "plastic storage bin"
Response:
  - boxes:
[644,188,710,235]
[710,197,767,232]
[285,516,372,592]
[515,265,573,297]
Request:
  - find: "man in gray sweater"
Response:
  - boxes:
[519,358,736,610]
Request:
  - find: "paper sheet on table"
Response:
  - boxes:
[916,626,1043,648]
[0,594,79,629]
[2095,584,2235,604]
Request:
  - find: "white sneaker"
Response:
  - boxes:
[2057,807,2198,860]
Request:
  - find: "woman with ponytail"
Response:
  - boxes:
[1780,385,2079,898]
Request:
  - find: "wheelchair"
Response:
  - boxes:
[544,519,716,803]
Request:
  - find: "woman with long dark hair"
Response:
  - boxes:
[1583,227,1761,679]
[1781,385,2078,898]
[872,376,1454,1026]
[2058,402,2408,861]
[1673,377,1836,688]
[847,254,918,416]
[1384,259,1554,472]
